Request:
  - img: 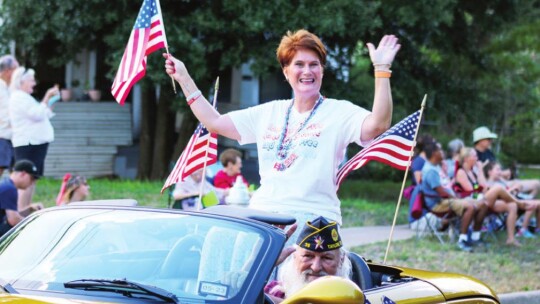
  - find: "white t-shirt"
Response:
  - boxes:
[228,98,370,224]
[173,176,214,197]
[0,79,11,139]
[9,90,55,147]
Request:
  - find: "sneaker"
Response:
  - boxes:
[457,239,473,252]
[516,229,536,239]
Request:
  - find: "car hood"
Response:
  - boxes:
[0,293,115,303]
[395,265,499,301]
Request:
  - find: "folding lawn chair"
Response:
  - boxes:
[409,186,459,244]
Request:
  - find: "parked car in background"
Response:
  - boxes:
[0,203,499,303]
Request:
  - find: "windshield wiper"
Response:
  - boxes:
[64,278,178,303]
[0,280,18,294]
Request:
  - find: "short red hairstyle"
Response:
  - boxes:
[276,29,327,68]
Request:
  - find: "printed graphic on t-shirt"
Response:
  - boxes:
[261,120,323,172]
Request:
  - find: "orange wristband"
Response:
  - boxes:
[375,71,392,78]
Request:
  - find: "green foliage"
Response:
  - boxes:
[2,0,539,166]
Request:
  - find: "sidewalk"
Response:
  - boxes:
[341,224,538,303]
[341,224,414,249]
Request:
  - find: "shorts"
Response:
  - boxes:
[431,198,478,216]
[0,139,13,169]
[14,143,49,175]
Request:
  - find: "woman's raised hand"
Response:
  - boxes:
[42,85,60,105]
[163,53,187,82]
[366,35,401,67]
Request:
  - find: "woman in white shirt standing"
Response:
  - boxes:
[9,67,59,209]
[164,29,401,243]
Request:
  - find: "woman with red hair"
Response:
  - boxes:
[163,29,400,231]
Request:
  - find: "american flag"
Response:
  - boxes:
[161,124,218,193]
[335,110,420,189]
[382,295,396,304]
[111,0,167,105]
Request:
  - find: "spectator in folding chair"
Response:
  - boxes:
[420,142,488,252]
[444,138,464,181]
[454,147,534,247]
[473,126,540,197]
[410,134,434,186]
[484,161,539,238]
[405,135,435,226]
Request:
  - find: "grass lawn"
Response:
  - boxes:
[34,178,169,208]
[351,233,540,294]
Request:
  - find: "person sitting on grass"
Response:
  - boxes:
[420,142,488,252]
[264,216,352,303]
[0,160,43,237]
[56,174,90,205]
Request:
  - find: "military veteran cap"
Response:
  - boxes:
[296,216,343,252]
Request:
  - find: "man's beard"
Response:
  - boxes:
[279,256,322,297]
[278,254,351,297]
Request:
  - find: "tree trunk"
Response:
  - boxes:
[136,84,157,179]
[150,88,176,180]
[172,110,199,160]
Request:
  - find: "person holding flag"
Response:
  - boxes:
[164,29,400,237]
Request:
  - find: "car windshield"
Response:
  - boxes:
[0,208,268,301]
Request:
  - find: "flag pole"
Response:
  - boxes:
[197,77,219,209]
[155,0,177,94]
[383,94,427,264]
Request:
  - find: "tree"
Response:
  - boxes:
[2,0,538,181]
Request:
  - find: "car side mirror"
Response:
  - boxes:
[281,276,365,304]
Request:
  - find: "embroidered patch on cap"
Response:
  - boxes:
[296,216,342,252]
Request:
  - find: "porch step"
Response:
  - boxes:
[44,101,132,178]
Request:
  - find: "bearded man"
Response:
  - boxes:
[265,216,352,302]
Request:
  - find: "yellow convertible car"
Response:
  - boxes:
[0,203,499,303]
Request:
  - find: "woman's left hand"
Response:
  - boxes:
[366,35,401,66]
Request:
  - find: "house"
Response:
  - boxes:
[30,49,291,181]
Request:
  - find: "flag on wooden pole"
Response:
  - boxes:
[161,124,218,193]
[111,0,168,105]
[335,110,421,189]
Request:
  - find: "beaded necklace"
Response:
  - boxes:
[275,95,324,161]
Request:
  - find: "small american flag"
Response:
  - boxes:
[111,0,167,105]
[382,295,396,304]
[336,110,420,189]
[161,124,218,193]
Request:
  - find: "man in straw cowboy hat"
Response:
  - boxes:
[473,126,540,198]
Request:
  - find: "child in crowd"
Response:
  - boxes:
[56,174,90,205]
